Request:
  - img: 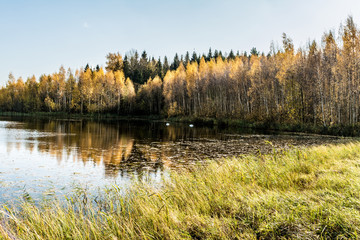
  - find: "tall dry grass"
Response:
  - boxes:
[1,142,360,239]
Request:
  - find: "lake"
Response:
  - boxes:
[0,116,346,202]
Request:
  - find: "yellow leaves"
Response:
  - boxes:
[44,96,55,111]
[229,57,246,89]
[199,57,209,82]
[83,68,92,79]
[139,76,163,113]
[249,55,261,78]
[105,71,115,86]
[216,55,224,64]
[275,51,300,85]
[152,76,162,87]
[114,70,125,89]
[186,62,199,96]
[125,78,135,99]
[163,64,187,115]
[26,75,37,85]
[175,62,186,82]
[163,70,175,103]
[141,76,162,97]
[323,31,336,53]
[93,67,105,80]
[207,58,216,75]
[105,52,123,72]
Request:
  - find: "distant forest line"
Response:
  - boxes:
[1,17,360,126]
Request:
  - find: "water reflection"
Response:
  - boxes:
[0,117,351,202]
[4,119,223,178]
[3,117,346,180]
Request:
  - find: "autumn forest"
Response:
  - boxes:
[1,17,360,127]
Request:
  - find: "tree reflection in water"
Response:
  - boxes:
[3,117,346,179]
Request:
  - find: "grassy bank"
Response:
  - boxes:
[1,142,360,239]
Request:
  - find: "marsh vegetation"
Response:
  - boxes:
[1,141,360,239]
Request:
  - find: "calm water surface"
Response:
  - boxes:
[0,116,346,202]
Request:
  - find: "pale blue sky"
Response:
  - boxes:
[1,0,360,85]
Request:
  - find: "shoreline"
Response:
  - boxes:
[1,142,360,239]
[1,111,360,137]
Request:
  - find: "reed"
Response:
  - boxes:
[1,142,360,239]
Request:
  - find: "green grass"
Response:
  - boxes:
[2,142,360,239]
